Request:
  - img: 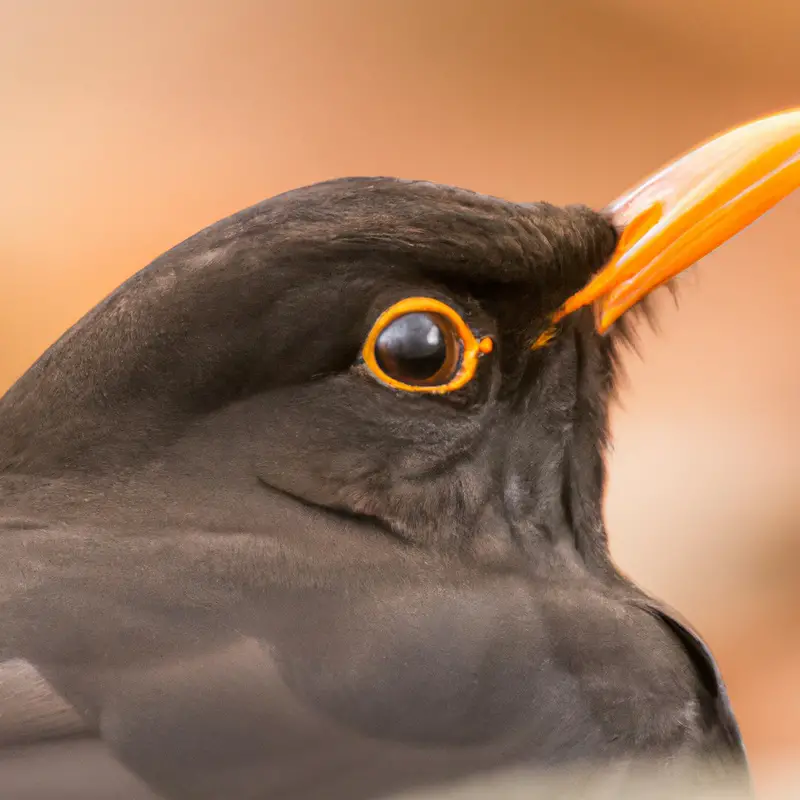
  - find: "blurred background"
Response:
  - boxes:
[1,0,798,792]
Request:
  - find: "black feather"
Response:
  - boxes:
[0,178,748,800]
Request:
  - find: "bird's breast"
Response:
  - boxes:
[265,577,708,759]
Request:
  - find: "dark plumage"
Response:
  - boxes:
[0,178,746,799]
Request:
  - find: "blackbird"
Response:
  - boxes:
[1,110,798,799]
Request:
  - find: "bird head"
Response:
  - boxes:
[1,111,797,577]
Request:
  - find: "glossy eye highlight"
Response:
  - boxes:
[361,297,493,394]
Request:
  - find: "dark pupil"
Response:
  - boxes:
[374,312,453,383]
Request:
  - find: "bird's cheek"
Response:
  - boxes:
[249,378,494,541]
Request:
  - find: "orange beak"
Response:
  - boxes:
[555,108,800,333]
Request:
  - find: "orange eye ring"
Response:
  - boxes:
[361,297,493,394]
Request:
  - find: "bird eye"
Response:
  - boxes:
[374,312,459,386]
[361,297,493,394]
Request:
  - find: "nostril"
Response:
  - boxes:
[615,202,665,253]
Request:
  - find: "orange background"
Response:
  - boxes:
[2,0,798,789]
